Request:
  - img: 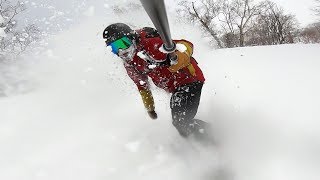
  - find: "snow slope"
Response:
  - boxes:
[1,2,320,180]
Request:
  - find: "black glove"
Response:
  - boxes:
[147,110,158,120]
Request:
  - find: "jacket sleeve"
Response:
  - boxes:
[141,37,167,62]
[125,64,149,91]
[124,64,155,111]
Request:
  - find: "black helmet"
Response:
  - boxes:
[103,23,135,44]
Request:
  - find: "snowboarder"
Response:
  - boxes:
[103,23,210,139]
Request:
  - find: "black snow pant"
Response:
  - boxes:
[170,81,208,137]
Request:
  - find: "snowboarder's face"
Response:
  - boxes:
[107,36,136,61]
[118,44,136,62]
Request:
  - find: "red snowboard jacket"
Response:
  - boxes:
[124,27,205,93]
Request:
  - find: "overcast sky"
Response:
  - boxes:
[271,0,318,26]
[23,0,319,29]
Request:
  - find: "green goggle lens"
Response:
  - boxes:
[107,37,132,54]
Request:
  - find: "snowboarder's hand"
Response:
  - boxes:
[147,110,158,120]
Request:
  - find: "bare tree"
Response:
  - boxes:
[177,0,301,48]
[220,0,265,47]
[0,0,40,58]
[177,0,223,48]
[219,1,238,47]
[300,22,320,43]
[265,1,297,44]
[221,32,239,47]
[246,0,298,45]
[219,1,236,34]
[245,15,273,46]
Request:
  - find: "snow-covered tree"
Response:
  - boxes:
[0,0,40,59]
[111,2,142,15]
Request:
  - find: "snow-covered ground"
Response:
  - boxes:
[1,2,320,180]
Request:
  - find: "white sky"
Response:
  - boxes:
[271,0,318,26]
[23,0,319,28]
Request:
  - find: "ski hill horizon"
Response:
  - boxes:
[1,1,320,180]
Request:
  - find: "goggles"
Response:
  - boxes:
[106,37,133,55]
